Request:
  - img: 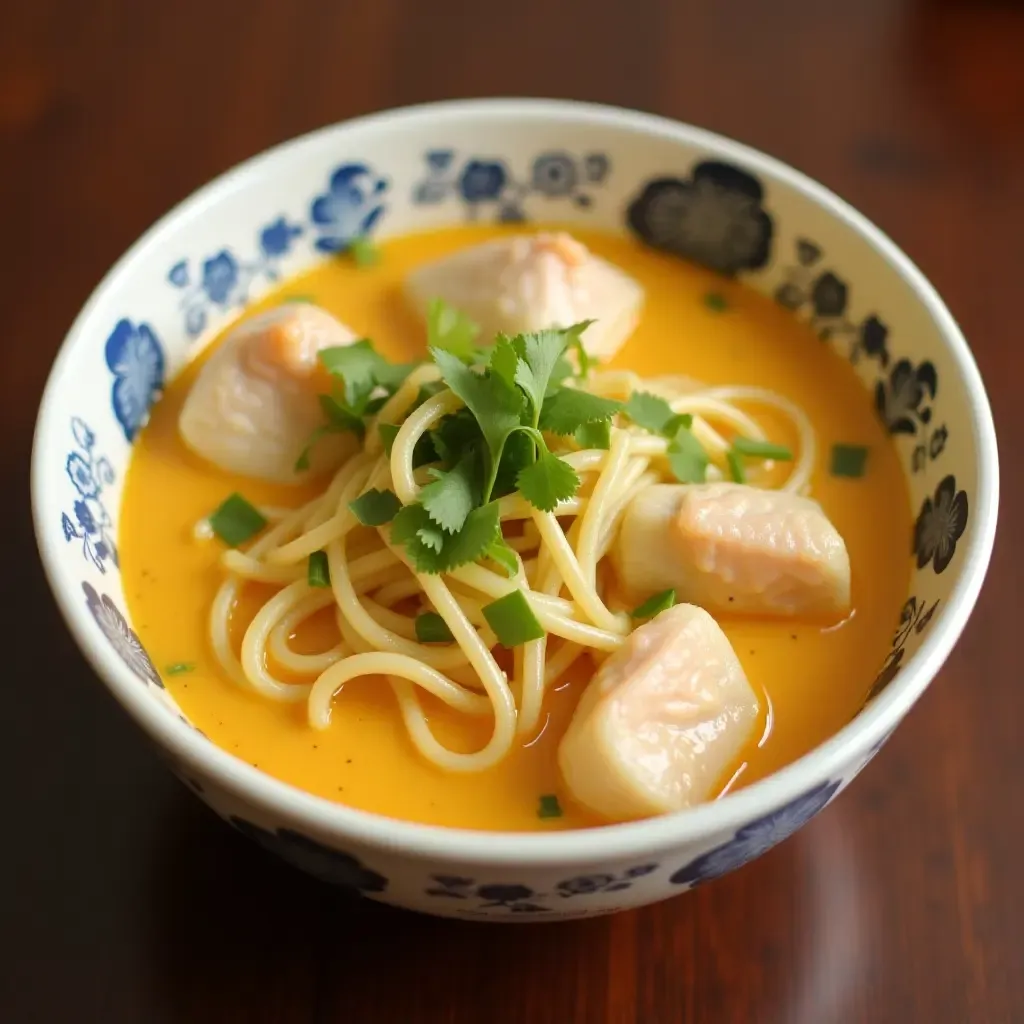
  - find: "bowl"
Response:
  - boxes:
[31,99,998,921]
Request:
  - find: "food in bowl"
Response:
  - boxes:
[119,223,911,832]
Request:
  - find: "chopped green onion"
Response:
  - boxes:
[349,488,402,526]
[732,437,793,461]
[727,449,746,483]
[208,493,267,547]
[348,236,380,267]
[538,794,563,819]
[283,294,316,304]
[831,443,869,478]
[482,590,546,648]
[631,589,676,620]
[415,612,454,643]
[165,662,195,676]
[704,291,729,312]
[308,550,331,588]
[378,422,400,456]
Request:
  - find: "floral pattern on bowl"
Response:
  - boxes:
[167,162,388,337]
[105,320,166,442]
[669,779,842,889]
[626,161,773,275]
[82,582,161,688]
[412,149,610,222]
[61,418,118,573]
[230,817,388,893]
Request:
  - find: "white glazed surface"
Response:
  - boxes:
[32,99,998,921]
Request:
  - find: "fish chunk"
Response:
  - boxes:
[613,483,851,618]
[179,303,360,484]
[558,603,759,821]
[404,232,643,362]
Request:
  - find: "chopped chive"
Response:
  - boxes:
[349,488,402,526]
[165,662,195,676]
[378,422,400,457]
[482,590,546,648]
[831,443,869,478]
[308,550,331,588]
[208,493,267,547]
[538,794,563,819]
[704,291,730,312]
[732,437,793,461]
[348,236,380,267]
[727,449,746,483]
[415,612,454,644]
[632,588,676,620]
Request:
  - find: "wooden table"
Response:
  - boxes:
[2,0,1019,1020]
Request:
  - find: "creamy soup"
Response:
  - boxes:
[120,225,911,832]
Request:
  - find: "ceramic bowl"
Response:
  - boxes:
[32,99,998,921]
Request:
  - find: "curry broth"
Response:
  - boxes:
[119,225,911,831]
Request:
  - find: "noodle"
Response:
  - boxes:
[207,370,817,772]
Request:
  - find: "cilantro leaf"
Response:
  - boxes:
[574,418,611,450]
[538,389,622,435]
[565,320,596,378]
[391,501,500,573]
[624,391,678,435]
[427,298,479,361]
[486,535,520,577]
[488,335,520,390]
[378,422,400,456]
[514,329,572,425]
[431,408,483,465]
[418,453,482,534]
[319,340,381,409]
[516,448,580,512]
[319,395,366,439]
[491,429,536,500]
[667,424,709,483]
[431,346,524,498]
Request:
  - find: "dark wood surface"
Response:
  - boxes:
[2,1,1020,1021]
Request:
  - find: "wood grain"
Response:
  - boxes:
[2,0,1020,1020]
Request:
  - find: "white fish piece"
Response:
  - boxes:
[558,603,759,820]
[179,303,360,484]
[613,482,851,618]
[404,232,644,361]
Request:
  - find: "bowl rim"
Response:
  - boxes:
[32,97,999,867]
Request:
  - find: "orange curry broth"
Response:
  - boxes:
[119,225,911,831]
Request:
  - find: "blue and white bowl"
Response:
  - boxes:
[31,99,998,921]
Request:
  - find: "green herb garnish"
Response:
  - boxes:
[704,291,729,312]
[831,444,869,478]
[308,550,331,588]
[538,388,622,435]
[348,236,380,267]
[732,437,793,461]
[632,588,676,620]
[624,391,677,435]
[391,501,501,574]
[727,449,746,483]
[427,298,480,361]
[574,418,611,450]
[538,794,563,819]
[378,422,400,457]
[483,590,546,648]
[208,494,267,547]
[485,535,520,577]
[165,662,196,676]
[415,612,454,643]
[418,453,481,534]
[349,488,402,527]
[666,424,709,483]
